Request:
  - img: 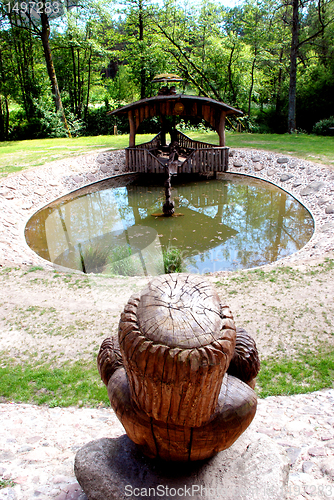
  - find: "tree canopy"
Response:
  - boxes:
[0,0,333,140]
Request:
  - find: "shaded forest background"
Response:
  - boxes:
[0,0,334,140]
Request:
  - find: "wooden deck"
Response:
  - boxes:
[125,131,229,175]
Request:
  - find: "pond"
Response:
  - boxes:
[25,173,314,275]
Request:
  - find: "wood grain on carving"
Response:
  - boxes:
[107,367,257,461]
[119,274,236,427]
[227,327,260,386]
[98,273,260,461]
[97,338,123,386]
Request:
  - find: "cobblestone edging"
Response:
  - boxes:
[0,147,334,269]
[0,389,334,500]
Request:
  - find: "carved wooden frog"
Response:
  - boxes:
[98,274,260,461]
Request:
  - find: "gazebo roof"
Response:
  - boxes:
[109,93,243,148]
[108,94,242,120]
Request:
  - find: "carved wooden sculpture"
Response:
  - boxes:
[98,274,260,461]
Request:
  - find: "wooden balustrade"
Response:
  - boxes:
[126,148,165,174]
[132,132,162,150]
[180,147,229,174]
[125,130,229,174]
[175,130,217,150]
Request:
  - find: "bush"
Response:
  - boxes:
[79,242,111,273]
[312,117,334,136]
[84,105,129,136]
[163,247,187,273]
[8,99,85,139]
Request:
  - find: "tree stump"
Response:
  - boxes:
[98,274,260,461]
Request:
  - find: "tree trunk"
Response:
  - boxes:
[40,12,71,137]
[77,48,82,117]
[71,45,78,115]
[248,55,256,117]
[0,50,9,140]
[275,48,284,115]
[288,0,299,133]
[227,44,237,104]
[138,0,145,99]
[84,47,92,121]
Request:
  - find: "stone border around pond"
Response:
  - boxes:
[0,147,333,271]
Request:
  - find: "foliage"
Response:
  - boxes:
[80,242,112,273]
[7,99,85,140]
[163,247,187,273]
[312,116,334,136]
[84,105,129,136]
[1,0,334,136]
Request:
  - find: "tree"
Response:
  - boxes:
[287,0,334,132]
[116,0,158,99]
[3,0,71,136]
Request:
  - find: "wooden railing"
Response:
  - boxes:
[126,130,229,174]
[126,148,165,174]
[180,147,229,174]
[133,132,162,150]
[175,131,216,150]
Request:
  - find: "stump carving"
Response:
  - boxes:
[98,274,260,461]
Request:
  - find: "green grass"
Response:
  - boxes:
[0,479,15,489]
[215,257,334,288]
[1,131,333,178]
[0,360,109,407]
[0,260,333,406]
[0,344,332,405]
[0,134,154,177]
[257,344,334,398]
[163,247,187,273]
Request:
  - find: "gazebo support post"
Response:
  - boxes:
[218,111,226,147]
[129,111,136,147]
[160,117,167,147]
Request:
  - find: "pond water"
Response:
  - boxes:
[25,173,314,275]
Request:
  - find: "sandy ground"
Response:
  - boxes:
[0,252,333,371]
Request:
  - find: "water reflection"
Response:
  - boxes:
[25,174,314,274]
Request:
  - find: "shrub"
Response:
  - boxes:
[84,105,129,136]
[312,117,334,136]
[79,242,111,273]
[163,247,187,273]
[8,99,85,139]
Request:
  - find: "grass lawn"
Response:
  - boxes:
[0,134,148,178]
[0,131,333,178]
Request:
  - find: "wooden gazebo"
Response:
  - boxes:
[109,93,243,175]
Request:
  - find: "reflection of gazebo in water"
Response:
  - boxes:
[108,75,243,176]
[125,181,238,258]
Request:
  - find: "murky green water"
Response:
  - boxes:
[25,173,314,274]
